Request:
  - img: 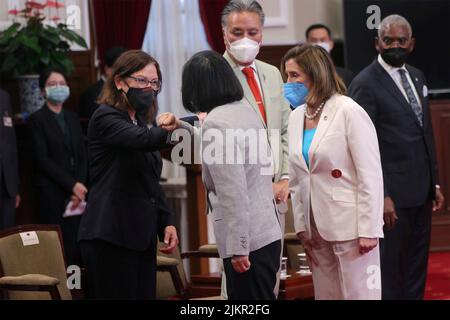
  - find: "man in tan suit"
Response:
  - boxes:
[220,0,291,298]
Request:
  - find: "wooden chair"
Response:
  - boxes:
[156,242,221,300]
[0,225,72,300]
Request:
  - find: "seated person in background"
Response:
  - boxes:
[29,69,88,266]
[305,24,354,88]
[78,46,127,120]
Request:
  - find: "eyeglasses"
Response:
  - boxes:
[127,76,161,91]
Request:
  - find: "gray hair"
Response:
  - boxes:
[378,14,413,39]
[221,0,265,27]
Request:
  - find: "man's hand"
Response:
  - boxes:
[231,255,251,273]
[159,225,179,254]
[273,179,289,204]
[383,196,398,231]
[433,188,445,212]
[15,195,21,209]
[157,112,180,131]
[72,182,88,202]
[359,237,378,255]
[297,231,320,267]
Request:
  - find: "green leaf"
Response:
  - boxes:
[1,53,18,72]
[18,34,41,54]
[40,50,50,65]
[0,23,21,45]
[39,29,60,45]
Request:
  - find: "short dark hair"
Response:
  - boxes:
[104,46,127,67]
[182,51,243,113]
[39,69,68,89]
[305,23,332,40]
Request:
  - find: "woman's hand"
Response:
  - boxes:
[15,195,21,209]
[232,255,251,273]
[159,225,179,254]
[157,112,180,131]
[72,182,88,201]
[297,231,320,267]
[273,179,289,204]
[359,237,378,255]
[70,195,82,210]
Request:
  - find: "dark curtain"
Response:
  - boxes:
[92,0,152,66]
[199,0,229,53]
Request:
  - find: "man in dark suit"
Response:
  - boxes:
[0,88,20,230]
[78,46,127,120]
[305,23,354,87]
[348,15,445,300]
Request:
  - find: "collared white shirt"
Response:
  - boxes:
[377,54,422,109]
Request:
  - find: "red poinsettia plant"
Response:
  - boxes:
[0,0,87,76]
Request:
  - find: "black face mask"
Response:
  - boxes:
[381,47,410,67]
[125,87,155,116]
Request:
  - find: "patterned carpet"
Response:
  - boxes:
[425,251,450,300]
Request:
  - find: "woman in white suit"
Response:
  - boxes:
[281,44,384,300]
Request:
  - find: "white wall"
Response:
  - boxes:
[260,0,344,46]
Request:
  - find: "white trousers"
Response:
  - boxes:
[310,217,381,300]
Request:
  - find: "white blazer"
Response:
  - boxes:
[288,94,384,241]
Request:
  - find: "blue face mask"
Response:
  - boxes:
[45,85,70,104]
[283,82,308,108]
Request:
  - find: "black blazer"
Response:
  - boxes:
[348,60,439,208]
[78,104,175,251]
[0,88,19,198]
[29,105,87,193]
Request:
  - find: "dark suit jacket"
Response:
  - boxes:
[0,89,19,198]
[78,79,104,119]
[348,60,439,208]
[29,105,87,195]
[78,104,175,251]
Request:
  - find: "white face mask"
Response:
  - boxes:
[314,41,331,53]
[226,36,261,64]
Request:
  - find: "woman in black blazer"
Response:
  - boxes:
[78,50,180,300]
[29,69,88,266]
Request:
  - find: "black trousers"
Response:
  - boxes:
[0,178,15,231]
[380,203,432,300]
[79,239,157,300]
[224,240,281,300]
[35,186,81,266]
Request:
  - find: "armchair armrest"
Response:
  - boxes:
[0,274,61,299]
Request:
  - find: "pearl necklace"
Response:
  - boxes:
[305,101,326,120]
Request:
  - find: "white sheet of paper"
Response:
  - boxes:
[20,231,39,246]
[63,200,87,218]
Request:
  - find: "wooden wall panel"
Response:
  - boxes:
[430,100,450,251]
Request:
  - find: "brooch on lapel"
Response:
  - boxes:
[332,169,342,179]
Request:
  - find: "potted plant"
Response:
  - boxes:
[0,1,87,114]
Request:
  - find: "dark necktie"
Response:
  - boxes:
[398,69,423,126]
